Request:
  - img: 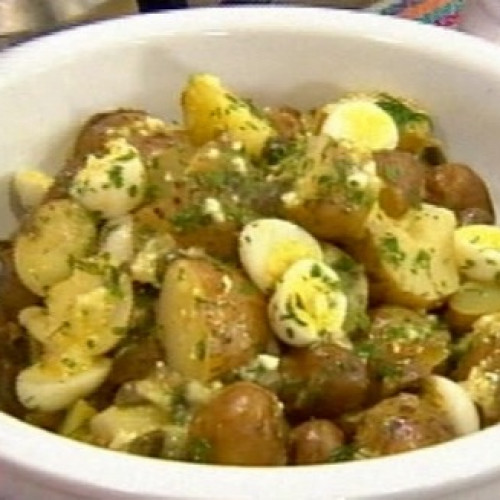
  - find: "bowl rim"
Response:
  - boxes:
[2,6,500,499]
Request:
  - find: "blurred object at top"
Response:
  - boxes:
[137,0,465,29]
[138,0,377,8]
[0,0,138,47]
[460,0,500,43]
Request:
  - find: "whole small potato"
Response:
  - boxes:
[157,258,272,382]
[279,343,369,420]
[364,306,451,399]
[188,381,287,465]
[48,110,184,201]
[354,393,454,457]
[288,419,345,465]
[425,163,494,223]
[282,136,378,242]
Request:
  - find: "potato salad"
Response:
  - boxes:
[3,73,500,466]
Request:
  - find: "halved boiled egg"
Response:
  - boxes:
[239,218,323,293]
[423,375,480,437]
[320,96,399,151]
[268,258,348,347]
[70,138,146,219]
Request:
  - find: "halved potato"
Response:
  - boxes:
[181,74,275,157]
[349,203,459,309]
[157,258,272,382]
[14,199,97,296]
[447,281,500,333]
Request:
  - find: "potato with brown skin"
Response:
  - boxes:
[354,393,455,457]
[373,150,426,218]
[134,191,240,262]
[188,381,287,465]
[425,163,495,224]
[453,314,500,424]
[282,137,379,242]
[107,335,164,386]
[157,258,272,383]
[278,343,369,420]
[361,306,451,399]
[47,109,187,201]
[288,419,345,465]
[134,138,271,261]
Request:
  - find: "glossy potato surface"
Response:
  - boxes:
[157,258,272,382]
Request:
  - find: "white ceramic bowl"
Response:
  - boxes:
[2,7,500,500]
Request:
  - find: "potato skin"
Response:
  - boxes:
[47,109,185,201]
[283,137,377,241]
[157,258,272,382]
[374,150,426,218]
[188,381,287,465]
[278,343,369,420]
[363,306,450,399]
[288,419,344,465]
[354,393,454,457]
[425,163,494,224]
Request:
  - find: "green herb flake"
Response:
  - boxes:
[380,235,406,267]
[107,165,125,189]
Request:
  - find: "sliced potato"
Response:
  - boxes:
[157,258,272,382]
[350,203,459,309]
[181,73,275,157]
[447,281,500,333]
[14,199,97,296]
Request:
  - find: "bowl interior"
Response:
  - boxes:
[2,7,500,499]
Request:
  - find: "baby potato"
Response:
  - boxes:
[157,258,272,382]
[72,109,182,162]
[188,381,287,465]
[134,191,239,262]
[425,163,495,224]
[288,419,345,465]
[14,199,97,296]
[362,306,451,398]
[354,393,455,457]
[134,138,268,261]
[373,150,426,218]
[454,314,500,424]
[182,74,275,158]
[446,281,500,334]
[349,203,459,309]
[278,343,369,420]
[47,110,183,202]
[282,136,379,241]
